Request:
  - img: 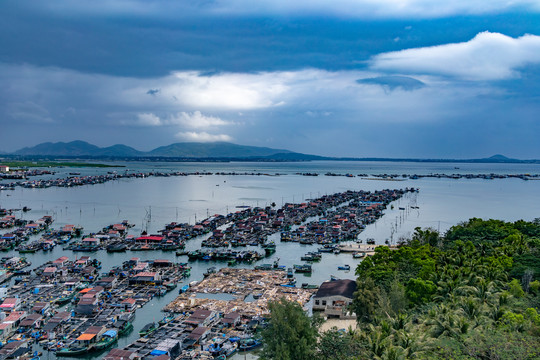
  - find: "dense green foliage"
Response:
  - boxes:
[345,218,540,359]
[260,298,319,360]
[261,219,540,359]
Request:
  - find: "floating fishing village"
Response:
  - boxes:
[0,178,418,360]
[1,166,539,191]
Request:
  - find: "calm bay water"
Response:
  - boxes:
[1,160,539,358]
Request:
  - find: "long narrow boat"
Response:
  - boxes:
[93,330,118,351]
[56,346,93,357]
[115,320,134,336]
[139,322,158,337]
[238,338,262,351]
[55,291,75,305]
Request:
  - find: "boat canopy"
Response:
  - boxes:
[103,330,118,337]
[77,333,96,341]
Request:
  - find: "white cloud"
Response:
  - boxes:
[137,112,161,126]
[371,32,540,81]
[135,111,232,128]
[163,71,289,110]
[171,111,230,128]
[175,131,233,142]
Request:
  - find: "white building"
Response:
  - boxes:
[313,279,357,319]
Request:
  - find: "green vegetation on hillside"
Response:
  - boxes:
[261,218,540,359]
[348,218,540,359]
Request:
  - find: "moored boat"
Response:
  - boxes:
[56,346,93,357]
[293,264,312,273]
[114,320,133,336]
[238,338,262,351]
[93,330,118,351]
[139,322,158,337]
[106,243,127,252]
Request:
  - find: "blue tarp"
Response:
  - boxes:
[103,330,117,337]
[150,350,168,356]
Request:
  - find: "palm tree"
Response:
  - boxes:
[459,297,480,320]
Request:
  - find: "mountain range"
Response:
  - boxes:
[12,140,320,160]
[5,141,538,163]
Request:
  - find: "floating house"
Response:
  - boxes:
[186,309,216,327]
[0,297,20,313]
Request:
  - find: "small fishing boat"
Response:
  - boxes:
[160,243,180,251]
[301,252,322,262]
[56,345,92,357]
[238,338,262,351]
[293,264,312,273]
[158,315,175,326]
[17,247,37,254]
[352,252,365,258]
[93,330,118,351]
[114,320,133,336]
[106,243,127,252]
[262,242,276,255]
[55,291,75,305]
[131,244,152,251]
[203,266,217,277]
[337,264,350,271]
[139,322,158,337]
[287,268,294,278]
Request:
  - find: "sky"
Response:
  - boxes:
[1,1,540,158]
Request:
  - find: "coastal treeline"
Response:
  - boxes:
[262,218,540,359]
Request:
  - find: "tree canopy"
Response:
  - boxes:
[260,219,540,359]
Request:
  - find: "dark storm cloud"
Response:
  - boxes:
[147,89,161,96]
[1,1,540,158]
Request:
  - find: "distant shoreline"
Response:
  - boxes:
[1,154,539,165]
[0,160,122,168]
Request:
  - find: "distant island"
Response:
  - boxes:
[2,140,539,164]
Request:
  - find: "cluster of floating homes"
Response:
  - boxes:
[0,256,32,285]
[365,172,539,181]
[0,256,191,359]
[199,189,400,249]
[15,224,84,254]
[281,189,405,245]
[64,214,232,253]
[0,216,54,252]
[0,170,288,191]
[298,171,540,180]
[0,187,416,360]
[100,268,314,360]
[0,168,54,181]
[191,189,408,267]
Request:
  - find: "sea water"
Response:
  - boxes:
[1,160,539,357]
